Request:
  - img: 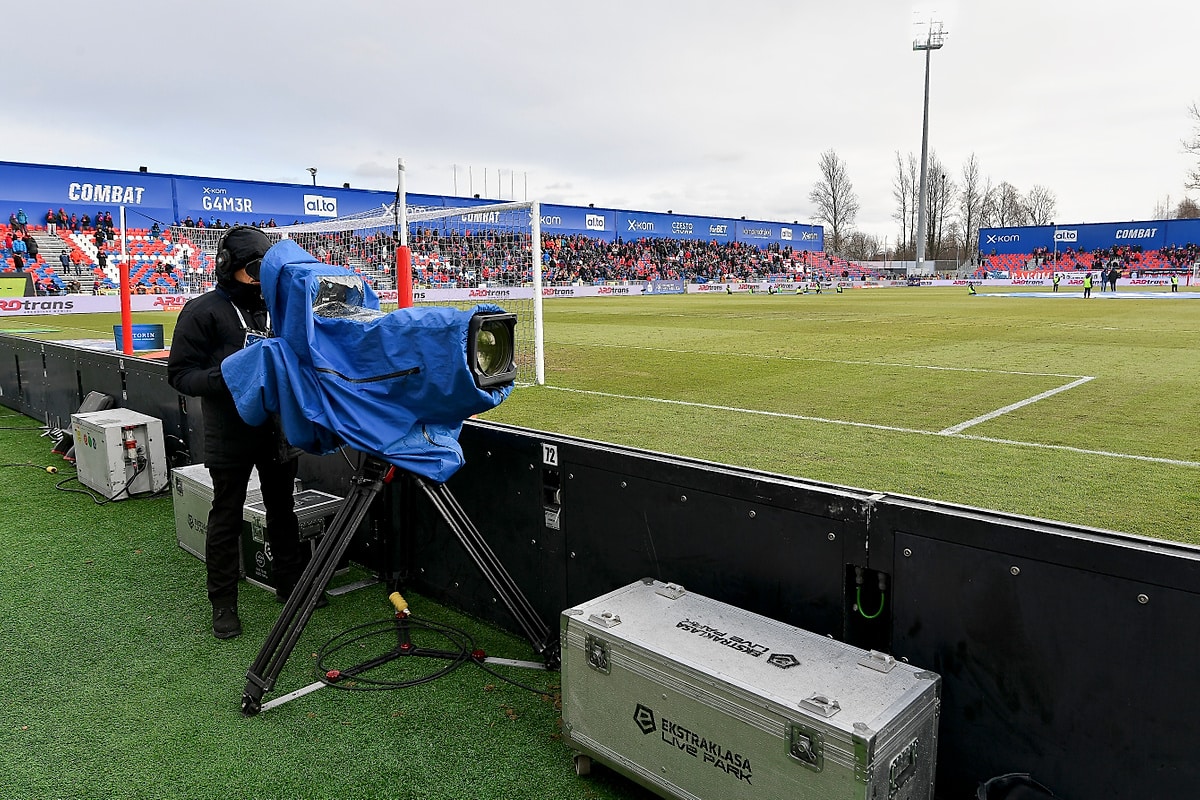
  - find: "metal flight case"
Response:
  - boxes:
[241,489,344,592]
[170,463,263,562]
[561,579,940,800]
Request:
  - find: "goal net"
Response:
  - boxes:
[171,200,545,386]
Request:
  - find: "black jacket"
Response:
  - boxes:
[167,285,278,467]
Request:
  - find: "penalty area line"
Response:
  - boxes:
[938,376,1095,435]
[544,385,1200,469]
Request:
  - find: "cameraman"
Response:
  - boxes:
[167,226,310,640]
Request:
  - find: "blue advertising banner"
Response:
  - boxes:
[113,323,165,351]
[0,160,824,256]
[1049,221,1165,252]
[785,222,822,251]
[647,279,685,294]
[615,210,742,243]
[173,176,394,226]
[979,225,1049,254]
[981,220,1181,255]
[0,161,176,228]
[1161,218,1200,247]
[405,192,471,217]
[539,203,615,242]
[736,218,822,250]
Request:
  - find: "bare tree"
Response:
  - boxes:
[1177,197,1200,219]
[924,152,956,260]
[993,182,1024,227]
[843,230,882,262]
[1153,195,1176,220]
[891,151,918,257]
[943,220,964,263]
[1023,185,1057,226]
[978,182,998,230]
[958,154,987,265]
[1154,194,1200,219]
[1185,102,1200,191]
[808,149,859,254]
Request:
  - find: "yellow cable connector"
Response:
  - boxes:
[388,592,410,616]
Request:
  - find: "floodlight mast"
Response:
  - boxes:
[913,20,946,274]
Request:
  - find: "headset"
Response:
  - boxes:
[215,226,271,281]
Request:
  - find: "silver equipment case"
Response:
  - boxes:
[170,463,263,562]
[561,578,940,800]
[242,489,344,592]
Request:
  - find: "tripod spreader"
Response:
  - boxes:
[241,456,558,716]
[242,457,395,716]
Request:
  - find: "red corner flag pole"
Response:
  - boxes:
[118,205,133,354]
[396,245,413,309]
[395,158,413,309]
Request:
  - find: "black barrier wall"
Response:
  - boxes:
[3,332,1198,799]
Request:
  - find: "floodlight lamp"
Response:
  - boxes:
[913,21,946,51]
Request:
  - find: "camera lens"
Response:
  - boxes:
[468,311,517,388]
[475,319,514,376]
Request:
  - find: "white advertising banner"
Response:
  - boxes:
[0,293,196,316]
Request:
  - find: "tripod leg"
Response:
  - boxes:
[241,458,394,715]
[415,477,557,666]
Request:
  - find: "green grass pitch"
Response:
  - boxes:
[5,287,1199,543]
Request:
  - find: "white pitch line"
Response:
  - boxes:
[937,376,1095,435]
[544,386,1200,468]
[565,342,1085,379]
[547,386,934,436]
[947,432,1200,468]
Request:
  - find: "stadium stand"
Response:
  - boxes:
[972,243,1199,280]
[7,214,877,294]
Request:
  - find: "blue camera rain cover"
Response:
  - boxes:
[221,239,512,482]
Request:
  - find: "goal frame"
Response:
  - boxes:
[271,198,545,386]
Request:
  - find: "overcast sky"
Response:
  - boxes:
[5,1,1197,241]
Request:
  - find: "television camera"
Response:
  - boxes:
[222,240,549,715]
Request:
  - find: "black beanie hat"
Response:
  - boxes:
[215,226,272,281]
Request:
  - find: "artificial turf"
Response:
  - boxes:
[0,416,652,800]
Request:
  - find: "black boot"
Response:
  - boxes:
[212,606,242,640]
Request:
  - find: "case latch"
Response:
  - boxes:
[788,723,825,772]
[888,739,920,798]
[585,634,610,674]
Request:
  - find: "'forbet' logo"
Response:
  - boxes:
[633,704,657,735]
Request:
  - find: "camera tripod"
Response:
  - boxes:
[241,455,557,716]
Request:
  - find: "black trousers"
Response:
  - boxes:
[206,457,305,607]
